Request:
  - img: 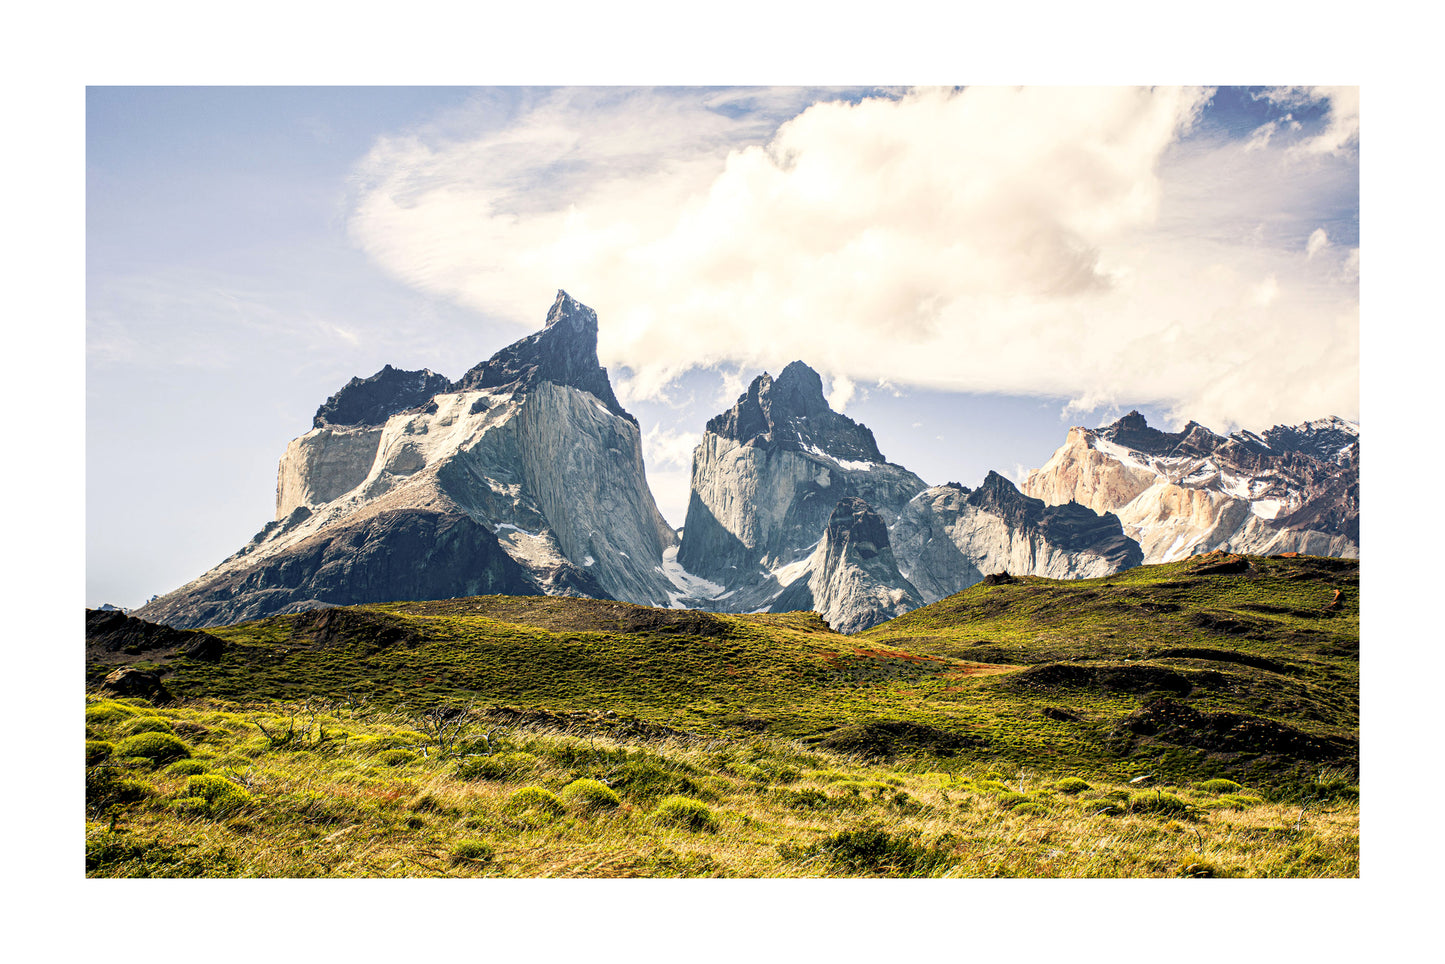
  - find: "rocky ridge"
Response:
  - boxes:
[1022,411,1359,562]
[131,291,1353,635]
[891,473,1145,604]
[668,362,1145,627]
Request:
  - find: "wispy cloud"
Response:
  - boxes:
[642,424,701,470]
[348,86,1359,431]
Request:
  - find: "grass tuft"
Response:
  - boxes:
[651,796,719,832]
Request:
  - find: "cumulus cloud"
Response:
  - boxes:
[1307,227,1330,258]
[349,86,1359,432]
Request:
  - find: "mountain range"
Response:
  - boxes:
[134,292,1358,632]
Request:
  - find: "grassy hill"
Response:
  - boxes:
[85,552,1359,877]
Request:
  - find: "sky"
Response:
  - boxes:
[86,85,1360,609]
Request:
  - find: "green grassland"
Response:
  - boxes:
[85,694,1356,878]
[85,552,1359,877]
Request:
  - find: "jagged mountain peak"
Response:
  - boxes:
[772,361,831,416]
[456,290,633,425]
[966,471,1041,526]
[544,289,597,333]
[707,360,884,463]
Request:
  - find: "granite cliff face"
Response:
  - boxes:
[136,292,677,628]
[891,473,1144,604]
[772,498,924,633]
[1022,411,1359,562]
[677,362,928,596]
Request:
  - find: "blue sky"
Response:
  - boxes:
[86,85,1359,609]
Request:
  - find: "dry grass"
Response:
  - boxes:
[85,695,1357,878]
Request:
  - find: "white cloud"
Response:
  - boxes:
[1259,86,1359,156]
[1307,227,1330,259]
[642,424,701,471]
[349,86,1358,432]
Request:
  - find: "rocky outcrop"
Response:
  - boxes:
[677,362,927,595]
[1023,411,1359,562]
[891,473,1144,604]
[86,608,227,662]
[136,292,678,629]
[772,497,924,633]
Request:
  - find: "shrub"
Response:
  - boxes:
[652,796,718,832]
[455,751,537,782]
[1053,777,1092,794]
[974,780,1013,795]
[1082,797,1125,815]
[559,778,621,813]
[1129,791,1194,817]
[1304,768,1359,802]
[1011,802,1049,817]
[86,741,114,765]
[165,759,210,776]
[503,787,565,820]
[377,749,417,767]
[605,755,703,802]
[783,825,954,876]
[119,716,175,737]
[86,827,238,877]
[450,839,495,866]
[86,703,137,725]
[1215,794,1266,810]
[86,767,154,814]
[1195,778,1243,795]
[772,788,843,811]
[407,792,450,814]
[183,775,251,816]
[995,792,1033,810]
[114,732,191,764]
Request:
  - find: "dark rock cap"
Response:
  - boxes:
[313,365,454,429]
[705,360,884,462]
[455,290,634,424]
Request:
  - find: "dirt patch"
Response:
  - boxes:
[1006,662,1197,696]
[850,647,939,663]
[1190,553,1251,576]
[813,719,985,759]
[1120,698,1349,761]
